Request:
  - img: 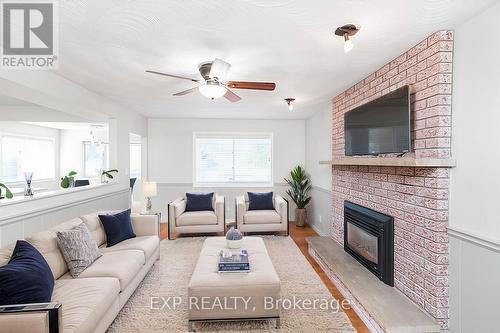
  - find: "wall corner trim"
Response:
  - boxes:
[448,226,500,253]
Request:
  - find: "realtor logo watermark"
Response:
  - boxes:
[1,0,58,69]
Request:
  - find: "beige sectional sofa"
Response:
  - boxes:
[0,211,160,333]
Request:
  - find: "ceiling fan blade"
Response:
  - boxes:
[146,70,199,82]
[173,87,199,96]
[223,89,242,102]
[210,58,231,81]
[226,81,276,91]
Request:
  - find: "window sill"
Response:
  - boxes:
[193,183,275,188]
[0,182,118,207]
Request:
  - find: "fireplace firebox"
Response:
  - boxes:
[344,201,394,286]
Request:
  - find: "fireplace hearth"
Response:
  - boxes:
[344,201,394,286]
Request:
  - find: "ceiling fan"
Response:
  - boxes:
[146,58,276,102]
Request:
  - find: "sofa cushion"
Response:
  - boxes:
[80,213,107,246]
[185,192,214,212]
[0,240,54,305]
[99,236,159,261]
[60,250,144,291]
[56,224,102,278]
[0,243,15,267]
[98,209,136,247]
[244,210,281,224]
[26,218,83,279]
[176,211,217,227]
[51,277,120,333]
[247,192,274,210]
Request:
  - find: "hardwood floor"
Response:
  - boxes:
[159,223,369,332]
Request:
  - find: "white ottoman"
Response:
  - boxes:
[188,237,281,330]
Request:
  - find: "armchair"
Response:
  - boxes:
[167,194,225,240]
[235,193,289,235]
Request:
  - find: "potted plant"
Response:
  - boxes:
[284,165,312,227]
[0,182,13,199]
[60,171,77,188]
[101,169,118,183]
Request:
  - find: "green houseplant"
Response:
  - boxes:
[0,182,13,199]
[101,169,118,183]
[284,165,312,227]
[60,171,77,188]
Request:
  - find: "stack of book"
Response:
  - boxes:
[218,249,250,273]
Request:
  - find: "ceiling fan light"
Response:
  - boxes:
[285,98,295,111]
[344,34,354,53]
[198,83,227,99]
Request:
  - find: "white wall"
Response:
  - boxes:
[449,3,500,332]
[0,69,147,234]
[147,118,305,220]
[0,121,60,190]
[305,102,332,236]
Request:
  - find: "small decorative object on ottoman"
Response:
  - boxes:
[225,227,243,248]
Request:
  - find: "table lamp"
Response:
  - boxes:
[143,181,157,212]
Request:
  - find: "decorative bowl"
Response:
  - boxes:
[226,238,243,249]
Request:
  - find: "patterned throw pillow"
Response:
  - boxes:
[56,223,102,278]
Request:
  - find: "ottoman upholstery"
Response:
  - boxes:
[188,237,281,322]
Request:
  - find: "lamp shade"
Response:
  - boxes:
[143,181,157,197]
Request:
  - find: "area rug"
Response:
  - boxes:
[107,236,356,332]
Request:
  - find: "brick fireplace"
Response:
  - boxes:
[331,31,453,329]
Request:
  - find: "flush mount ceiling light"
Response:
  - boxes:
[334,24,360,53]
[284,98,295,111]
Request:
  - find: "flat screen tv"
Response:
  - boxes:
[345,85,410,156]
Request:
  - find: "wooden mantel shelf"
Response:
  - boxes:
[319,157,456,168]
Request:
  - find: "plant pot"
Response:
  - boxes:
[295,208,307,227]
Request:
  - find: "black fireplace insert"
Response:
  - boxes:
[344,201,394,286]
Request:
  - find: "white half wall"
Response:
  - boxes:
[0,184,129,246]
[305,102,332,236]
[147,118,305,221]
[449,3,500,332]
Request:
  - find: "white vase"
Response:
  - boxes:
[226,238,243,249]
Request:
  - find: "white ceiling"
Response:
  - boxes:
[55,0,498,119]
[24,122,108,130]
[0,93,37,106]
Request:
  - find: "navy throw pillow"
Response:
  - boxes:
[248,192,274,210]
[0,240,54,305]
[185,192,214,212]
[98,209,136,247]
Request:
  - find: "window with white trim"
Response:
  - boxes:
[83,142,109,178]
[194,133,273,186]
[0,134,55,182]
[129,142,142,179]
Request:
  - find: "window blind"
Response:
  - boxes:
[194,133,272,186]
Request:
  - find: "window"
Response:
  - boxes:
[129,142,142,179]
[194,133,273,186]
[83,142,108,178]
[0,134,55,182]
